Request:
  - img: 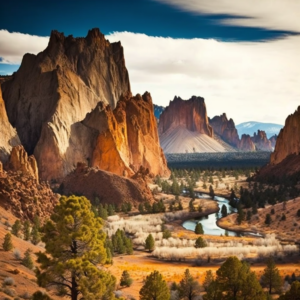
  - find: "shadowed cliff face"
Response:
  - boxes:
[271,106,300,165]
[2,28,130,155]
[0,86,21,163]
[209,113,240,147]
[158,96,213,137]
[251,130,272,151]
[1,29,169,181]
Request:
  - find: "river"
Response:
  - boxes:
[182,193,240,236]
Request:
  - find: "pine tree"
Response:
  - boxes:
[22,248,34,270]
[145,234,155,252]
[261,257,282,294]
[35,196,116,300]
[2,232,13,251]
[120,270,133,287]
[221,205,228,217]
[23,220,31,241]
[139,270,170,300]
[195,237,207,248]
[31,225,41,245]
[12,219,22,237]
[194,223,204,234]
[179,269,201,300]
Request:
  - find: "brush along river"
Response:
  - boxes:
[182,193,262,237]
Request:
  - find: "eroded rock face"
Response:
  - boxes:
[8,146,39,182]
[0,85,20,163]
[269,134,277,148]
[60,163,154,205]
[209,113,239,147]
[271,107,300,165]
[88,92,170,177]
[251,130,272,151]
[0,161,3,173]
[0,168,58,221]
[2,28,131,180]
[158,96,213,137]
[238,134,256,151]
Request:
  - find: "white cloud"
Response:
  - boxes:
[152,0,300,33]
[0,30,49,64]
[107,32,300,124]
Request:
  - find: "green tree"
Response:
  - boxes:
[35,196,116,300]
[23,220,31,241]
[22,248,34,270]
[261,257,282,294]
[179,269,201,300]
[2,232,13,251]
[194,223,204,234]
[195,237,207,248]
[31,225,41,245]
[203,270,214,292]
[11,219,22,237]
[120,270,133,287]
[209,185,215,199]
[139,270,170,300]
[32,291,53,300]
[221,205,228,217]
[145,234,155,252]
[280,280,300,299]
[265,214,272,226]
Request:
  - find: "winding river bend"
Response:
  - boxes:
[182,193,239,236]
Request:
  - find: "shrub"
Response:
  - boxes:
[31,291,52,300]
[3,287,15,297]
[2,233,13,251]
[120,270,133,287]
[22,249,34,270]
[3,277,15,286]
[13,249,22,260]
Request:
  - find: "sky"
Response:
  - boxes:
[0,0,299,124]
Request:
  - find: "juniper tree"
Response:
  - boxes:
[2,232,13,251]
[35,196,116,300]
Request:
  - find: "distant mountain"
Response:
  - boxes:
[236,122,283,139]
[153,104,165,120]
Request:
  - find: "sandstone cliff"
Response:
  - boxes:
[238,134,256,151]
[209,113,239,147]
[2,29,169,181]
[158,96,213,137]
[60,163,154,205]
[0,85,20,163]
[251,130,272,151]
[8,146,39,182]
[270,106,300,165]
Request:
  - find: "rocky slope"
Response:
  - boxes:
[2,29,168,181]
[0,85,21,163]
[60,163,154,205]
[269,134,277,148]
[209,113,240,147]
[251,130,272,151]
[0,146,59,220]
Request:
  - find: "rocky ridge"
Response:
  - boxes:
[2,29,169,181]
[251,130,272,151]
[209,113,240,147]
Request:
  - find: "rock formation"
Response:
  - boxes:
[209,113,240,147]
[8,146,39,182]
[0,161,2,173]
[0,85,20,163]
[158,96,234,153]
[60,163,154,205]
[238,134,256,151]
[2,29,169,181]
[158,96,213,137]
[251,130,272,151]
[0,168,58,221]
[271,106,300,165]
[269,134,277,148]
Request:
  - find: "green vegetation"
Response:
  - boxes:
[261,257,282,294]
[195,237,207,248]
[2,233,13,251]
[22,248,34,270]
[11,220,22,237]
[35,195,116,300]
[111,229,133,255]
[179,269,201,300]
[139,270,170,300]
[194,223,204,234]
[145,234,155,252]
[120,270,133,288]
